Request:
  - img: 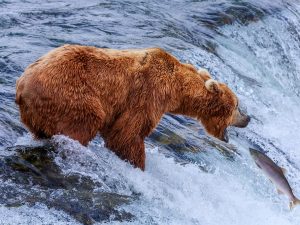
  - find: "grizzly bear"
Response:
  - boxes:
[16,45,250,170]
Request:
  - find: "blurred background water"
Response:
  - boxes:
[1,0,300,224]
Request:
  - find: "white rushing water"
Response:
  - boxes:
[1,1,300,225]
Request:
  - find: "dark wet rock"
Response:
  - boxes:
[202,40,218,55]
[150,126,198,153]
[147,116,238,175]
[191,2,270,29]
[0,144,135,225]
[203,137,238,160]
[150,118,238,159]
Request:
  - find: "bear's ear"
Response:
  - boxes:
[205,79,221,94]
[198,68,211,81]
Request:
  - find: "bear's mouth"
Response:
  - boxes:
[223,129,229,143]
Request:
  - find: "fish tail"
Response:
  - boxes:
[289,198,300,210]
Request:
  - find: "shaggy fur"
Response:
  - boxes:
[16,44,244,170]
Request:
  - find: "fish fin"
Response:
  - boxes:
[277,189,284,195]
[255,162,262,169]
[280,167,287,174]
[289,198,300,210]
[268,179,273,184]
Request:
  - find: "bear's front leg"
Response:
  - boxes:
[101,110,157,170]
[105,134,146,170]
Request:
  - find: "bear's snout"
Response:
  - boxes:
[232,108,251,128]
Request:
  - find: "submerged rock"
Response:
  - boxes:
[0,143,134,225]
[150,121,237,158]
[190,2,269,30]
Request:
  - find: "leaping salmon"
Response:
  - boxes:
[249,148,300,210]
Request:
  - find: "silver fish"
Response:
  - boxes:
[249,148,300,210]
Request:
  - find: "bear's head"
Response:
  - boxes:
[199,77,250,142]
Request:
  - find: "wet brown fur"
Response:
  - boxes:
[16,44,239,170]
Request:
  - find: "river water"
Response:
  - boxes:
[1,0,300,224]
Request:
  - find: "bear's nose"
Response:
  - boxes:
[246,115,251,123]
[241,115,251,128]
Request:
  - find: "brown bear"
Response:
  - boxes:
[15,44,250,170]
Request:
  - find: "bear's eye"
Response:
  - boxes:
[235,101,239,109]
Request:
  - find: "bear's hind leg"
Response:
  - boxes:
[57,116,103,146]
[57,99,106,146]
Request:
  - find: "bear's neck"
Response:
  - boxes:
[167,72,213,119]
